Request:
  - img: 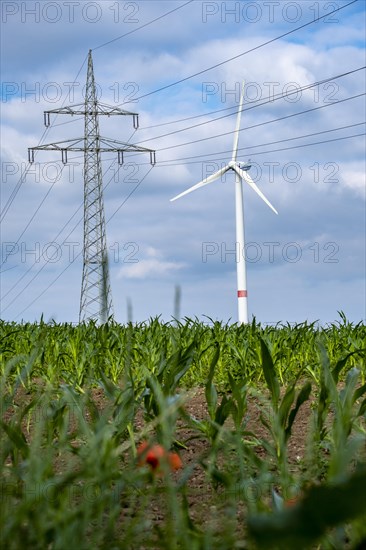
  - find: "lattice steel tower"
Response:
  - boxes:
[29,50,156,323]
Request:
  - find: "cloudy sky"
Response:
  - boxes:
[1,0,365,325]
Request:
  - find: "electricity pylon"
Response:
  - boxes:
[29,50,156,323]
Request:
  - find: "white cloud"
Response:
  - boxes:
[117,247,186,280]
[340,166,366,198]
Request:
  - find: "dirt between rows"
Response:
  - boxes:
[172,386,312,509]
[3,381,316,542]
[125,385,316,545]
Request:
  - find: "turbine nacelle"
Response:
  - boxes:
[237,161,251,171]
[228,160,251,171]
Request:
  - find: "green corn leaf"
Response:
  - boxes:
[167,340,196,390]
[317,344,336,435]
[205,343,220,419]
[98,370,118,399]
[207,342,220,387]
[340,367,360,407]
[227,373,247,428]
[278,383,296,428]
[248,466,366,549]
[206,382,218,421]
[285,381,312,441]
[332,350,364,384]
[214,394,232,426]
[19,396,40,423]
[357,397,366,417]
[353,382,366,403]
[85,394,101,424]
[227,372,237,393]
[260,337,280,409]
[0,421,29,458]
[259,412,271,433]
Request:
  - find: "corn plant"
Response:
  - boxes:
[1,316,365,549]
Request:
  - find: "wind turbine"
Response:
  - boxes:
[170,81,278,324]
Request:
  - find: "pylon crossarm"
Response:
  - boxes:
[28,138,84,163]
[27,142,76,163]
[97,102,139,118]
[28,137,156,165]
[33,138,85,147]
[45,102,84,113]
[98,136,155,154]
[45,102,138,116]
[44,103,139,127]
[31,136,153,151]
[98,137,156,165]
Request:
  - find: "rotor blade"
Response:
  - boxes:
[233,165,278,215]
[170,165,230,201]
[232,81,245,162]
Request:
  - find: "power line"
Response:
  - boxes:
[139,66,365,131]
[4,116,363,313]
[23,70,366,168]
[120,0,358,105]
[14,250,79,322]
[0,168,67,268]
[2,2,359,246]
[12,166,155,320]
[0,1,192,248]
[244,132,365,157]
[133,71,366,146]
[0,127,49,223]
[146,92,366,154]
[1,208,83,317]
[5,113,363,306]
[150,122,366,166]
[156,132,365,167]
[7,123,364,317]
[59,91,362,164]
[1,130,140,313]
[106,166,154,224]
[87,122,364,168]
[11,128,365,319]
[0,199,82,304]
[92,1,194,51]
[0,54,89,224]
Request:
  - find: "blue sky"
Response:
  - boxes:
[1,0,365,325]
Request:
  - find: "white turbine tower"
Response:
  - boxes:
[170,81,278,324]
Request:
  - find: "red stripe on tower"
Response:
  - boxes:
[238,290,247,298]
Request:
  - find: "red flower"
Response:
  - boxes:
[167,451,182,471]
[137,442,182,473]
[285,496,300,508]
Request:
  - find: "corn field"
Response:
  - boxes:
[1,314,365,549]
